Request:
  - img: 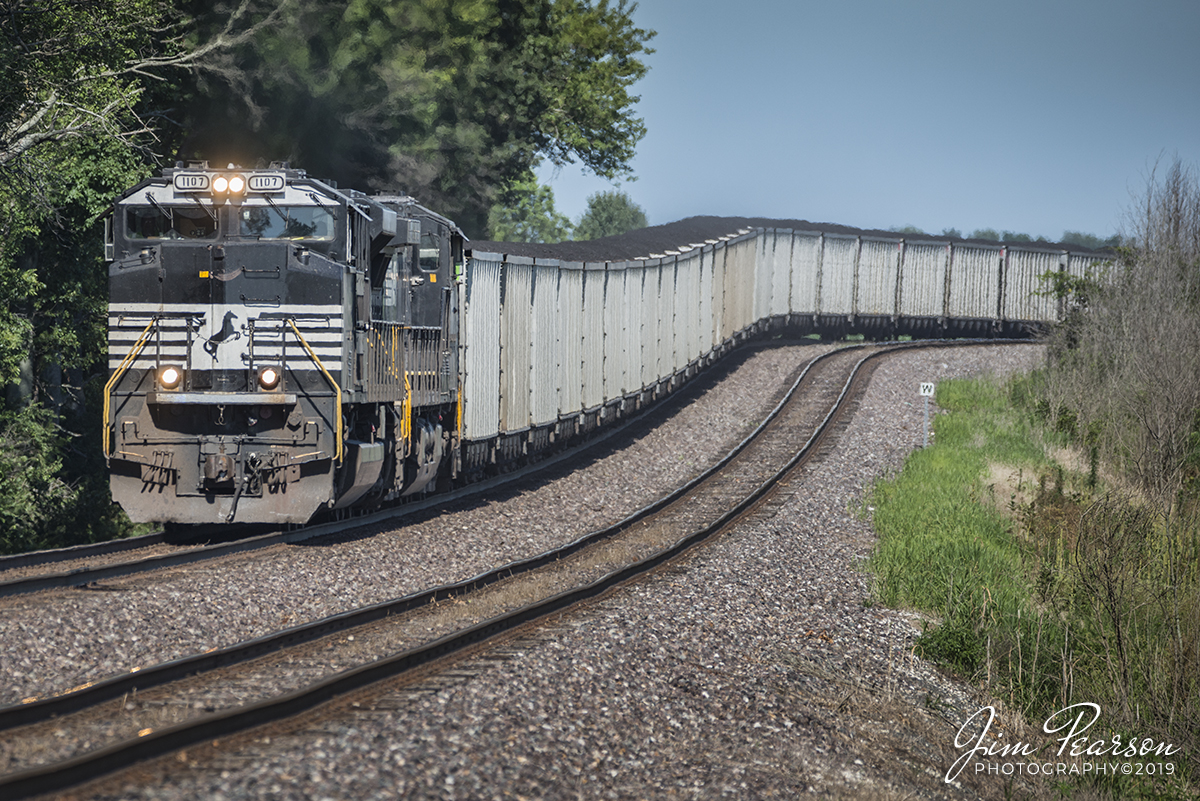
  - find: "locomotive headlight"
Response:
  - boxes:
[212,174,245,202]
[158,365,183,389]
[258,365,281,390]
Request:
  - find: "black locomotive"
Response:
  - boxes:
[105,162,464,524]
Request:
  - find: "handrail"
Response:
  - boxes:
[103,318,157,459]
[401,373,412,445]
[455,382,463,440]
[391,324,400,380]
[287,319,343,464]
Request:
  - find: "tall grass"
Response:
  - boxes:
[868,377,1060,705]
[867,374,1199,797]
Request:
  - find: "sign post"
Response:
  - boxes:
[920,382,935,446]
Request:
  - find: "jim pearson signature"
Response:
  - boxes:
[946,703,1181,783]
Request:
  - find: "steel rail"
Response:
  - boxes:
[0,337,794,597]
[0,339,1002,800]
[0,386,689,598]
[0,530,168,572]
[0,340,851,727]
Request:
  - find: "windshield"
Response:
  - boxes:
[125,205,218,239]
[240,205,336,240]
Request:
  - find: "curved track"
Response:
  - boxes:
[0,340,766,599]
[0,340,1004,799]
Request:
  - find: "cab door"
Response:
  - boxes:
[410,217,449,328]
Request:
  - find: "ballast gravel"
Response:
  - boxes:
[0,342,834,706]
[65,342,1045,800]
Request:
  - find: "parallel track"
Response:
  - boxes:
[0,340,769,598]
[0,340,1004,799]
[0,532,169,572]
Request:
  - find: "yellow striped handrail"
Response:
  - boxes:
[391,325,400,380]
[401,373,412,445]
[103,318,157,459]
[287,319,343,464]
[456,382,463,440]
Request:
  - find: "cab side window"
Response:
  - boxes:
[371,250,407,322]
[418,231,440,273]
[417,218,450,274]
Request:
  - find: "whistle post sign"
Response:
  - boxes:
[920,382,934,446]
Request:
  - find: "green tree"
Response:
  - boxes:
[1061,230,1122,250]
[178,0,655,237]
[487,172,572,242]
[1,0,156,387]
[573,187,647,240]
[0,405,73,551]
[1036,158,1200,780]
[941,227,962,238]
[0,0,282,551]
[968,227,1000,241]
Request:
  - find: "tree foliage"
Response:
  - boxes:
[487,172,572,242]
[0,405,74,550]
[961,226,1118,248]
[573,187,646,240]
[1,0,149,386]
[1,0,160,174]
[0,0,284,183]
[179,0,655,236]
[1033,160,1200,780]
[1061,230,1123,250]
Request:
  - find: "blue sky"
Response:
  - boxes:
[538,0,1200,240]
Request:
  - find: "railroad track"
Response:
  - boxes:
[0,340,994,799]
[0,339,777,599]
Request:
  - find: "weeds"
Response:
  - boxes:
[867,373,1199,797]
